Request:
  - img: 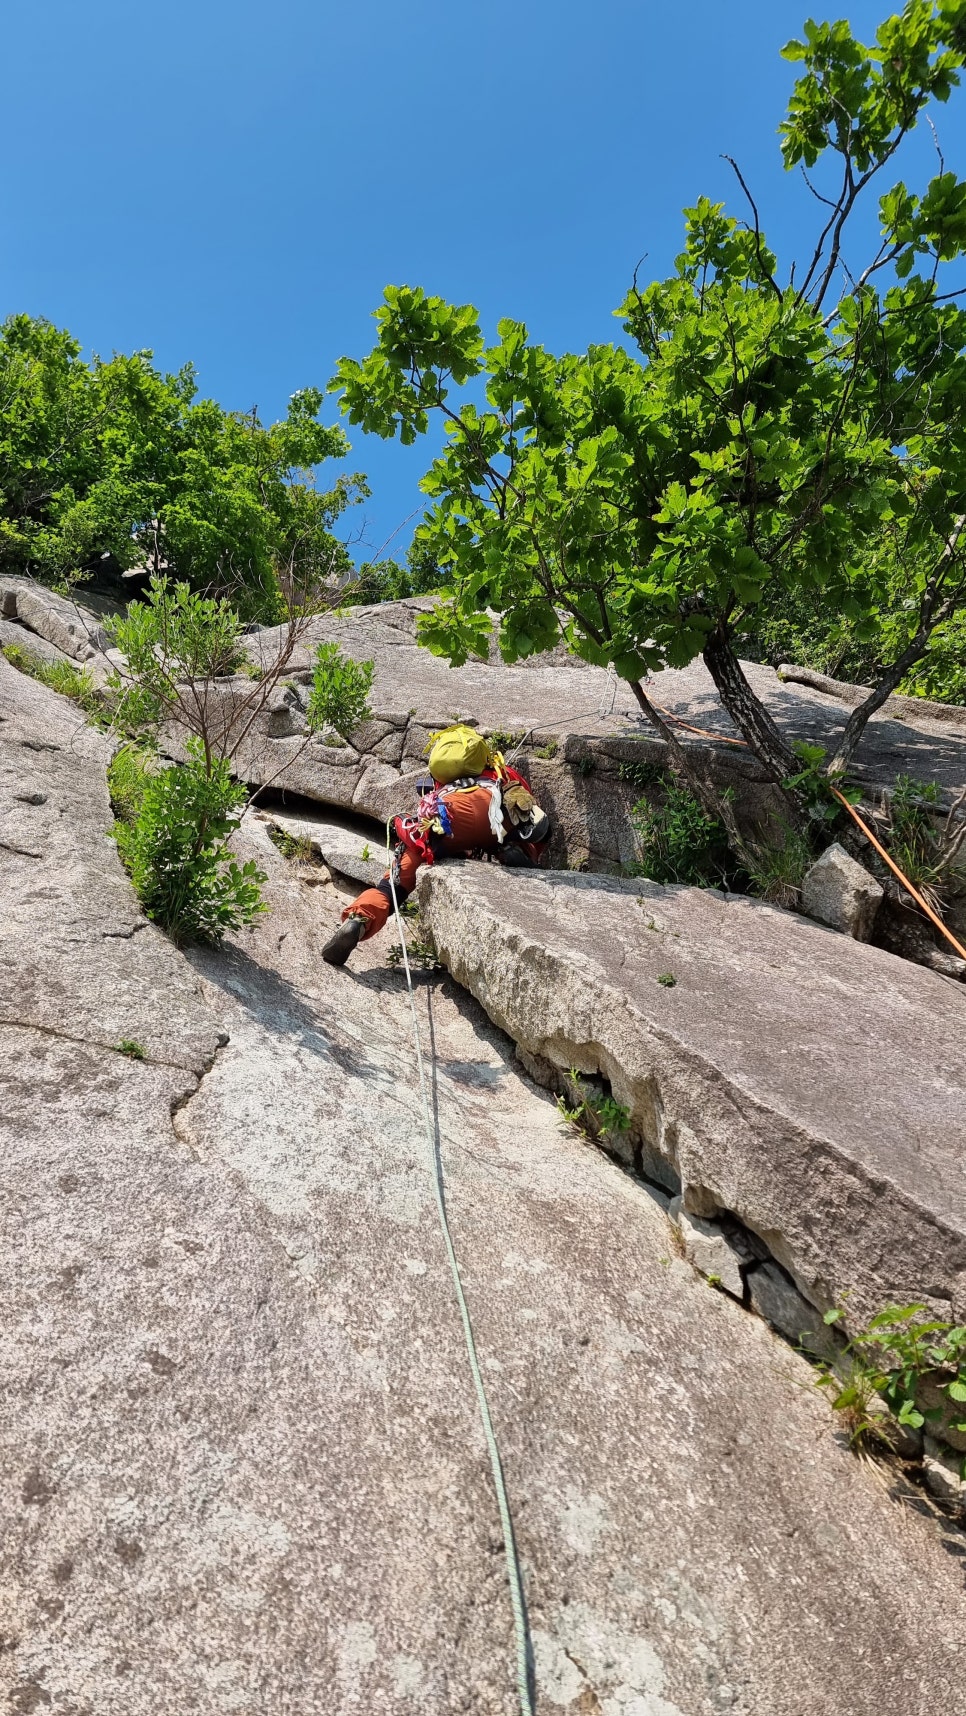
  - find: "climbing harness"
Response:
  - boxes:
[385,820,536,1716]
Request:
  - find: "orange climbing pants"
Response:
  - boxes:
[343,787,507,941]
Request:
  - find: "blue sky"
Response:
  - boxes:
[3,1,960,563]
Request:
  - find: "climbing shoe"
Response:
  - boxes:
[497,842,533,867]
[322,915,366,967]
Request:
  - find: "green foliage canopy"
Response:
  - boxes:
[0,315,362,620]
[340,537,442,605]
[332,2,966,795]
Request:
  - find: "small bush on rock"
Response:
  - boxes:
[111,739,266,943]
[630,775,735,888]
[306,641,374,739]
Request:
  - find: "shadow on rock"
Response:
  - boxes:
[187,941,376,1081]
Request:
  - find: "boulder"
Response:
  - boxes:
[418,863,966,1331]
[669,1201,746,1299]
[0,616,76,668]
[922,1437,966,1510]
[7,661,966,1712]
[802,841,884,940]
[0,575,110,661]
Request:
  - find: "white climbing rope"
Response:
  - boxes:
[385,820,536,1716]
[504,677,621,764]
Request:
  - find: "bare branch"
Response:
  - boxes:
[721,156,783,303]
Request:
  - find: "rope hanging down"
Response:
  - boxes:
[385,821,536,1716]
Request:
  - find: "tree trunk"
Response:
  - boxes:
[627,679,759,871]
[702,626,797,783]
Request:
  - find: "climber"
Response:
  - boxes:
[321,724,551,966]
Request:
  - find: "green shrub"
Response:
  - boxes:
[306,641,374,739]
[818,1303,966,1455]
[630,775,734,888]
[880,774,966,917]
[112,739,266,943]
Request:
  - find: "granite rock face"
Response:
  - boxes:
[0,574,110,661]
[418,863,966,1330]
[6,658,966,1713]
[5,583,966,874]
[802,840,885,940]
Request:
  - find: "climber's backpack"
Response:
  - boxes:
[426,723,494,784]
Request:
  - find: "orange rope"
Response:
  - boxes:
[830,787,966,964]
[647,693,748,747]
[650,698,966,964]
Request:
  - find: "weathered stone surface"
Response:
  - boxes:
[923,1437,966,1510]
[418,863,966,1330]
[155,595,966,869]
[747,1259,836,1358]
[0,659,224,1067]
[802,841,884,940]
[669,1202,745,1299]
[0,574,110,661]
[255,805,386,887]
[780,661,966,734]
[8,587,966,873]
[7,664,966,1712]
[0,616,76,667]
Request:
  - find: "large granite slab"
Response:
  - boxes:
[419,862,966,1328]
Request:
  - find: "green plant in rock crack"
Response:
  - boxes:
[876,774,966,916]
[267,825,315,862]
[557,1072,631,1150]
[114,1038,146,1060]
[387,929,439,971]
[486,728,526,754]
[2,642,108,726]
[782,742,862,830]
[629,775,738,888]
[110,738,267,944]
[817,1302,966,1455]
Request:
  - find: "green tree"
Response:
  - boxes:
[331,1,966,845]
[340,536,442,605]
[0,315,362,621]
